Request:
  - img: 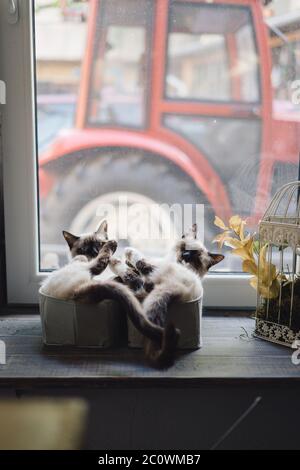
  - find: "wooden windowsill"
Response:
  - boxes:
[0,312,299,389]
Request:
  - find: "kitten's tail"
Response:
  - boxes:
[73,281,179,366]
[143,290,181,369]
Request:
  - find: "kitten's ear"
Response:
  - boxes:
[95,219,108,239]
[208,253,224,269]
[62,231,79,249]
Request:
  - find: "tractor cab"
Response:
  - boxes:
[78,0,265,131]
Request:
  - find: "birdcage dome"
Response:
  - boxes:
[256,181,300,347]
[260,181,300,247]
[262,181,300,224]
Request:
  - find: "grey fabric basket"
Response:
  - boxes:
[39,289,125,348]
[128,296,203,349]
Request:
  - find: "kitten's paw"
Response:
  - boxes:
[109,256,122,267]
[144,281,154,293]
[136,259,154,275]
[124,271,144,291]
[124,247,134,262]
[98,240,117,260]
[103,256,111,265]
[105,239,118,254]
[109,257,123,275]
[124,247,142,265]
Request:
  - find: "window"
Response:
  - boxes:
[88,0,153,127]
[1,0,300,308]
[166,3,260,103]
[164,115,261,215]
[269,22,300,107]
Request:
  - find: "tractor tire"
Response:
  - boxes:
[40,153,215,247]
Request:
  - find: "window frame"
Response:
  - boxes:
[1,0,40,304]
[1,0,257,307]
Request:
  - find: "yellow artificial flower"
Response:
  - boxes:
[213,214,281,300]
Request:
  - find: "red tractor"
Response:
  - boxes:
[39,0,300,263]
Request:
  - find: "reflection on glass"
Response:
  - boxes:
[88,0,152,127]
[35,1,300,273]
[166,3,259,102]
[164,114,261,216]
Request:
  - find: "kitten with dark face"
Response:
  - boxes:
[176,223,224,276]
[42,221,176,368]
[41,220,117,299]
[63,219,109,260]
[110,224,224,367]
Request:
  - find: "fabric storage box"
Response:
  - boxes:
[128,296,203,349]
[39,289,125,348]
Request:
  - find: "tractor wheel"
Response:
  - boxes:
[40,153,215,261]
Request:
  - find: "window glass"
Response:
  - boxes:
[270,26,299,107]
[164,114,261,215]
[164,114,262,271]
[166,3,260,102]
[88,0,152,127]
[34,1,300,275]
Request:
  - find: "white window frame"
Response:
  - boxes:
[0,0,256,307]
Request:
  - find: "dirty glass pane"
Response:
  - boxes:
[88,0,152,127]
[35,1,300,274]
[166,3,260,102]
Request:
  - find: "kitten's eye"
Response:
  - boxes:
[182,250,198,262]
[182,251,192,261]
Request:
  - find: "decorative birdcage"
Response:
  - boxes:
[255,181,300,347]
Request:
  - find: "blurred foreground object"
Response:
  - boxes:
[0,399,88,450]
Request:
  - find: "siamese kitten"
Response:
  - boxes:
[41,221,177,368]
[110,224,224,366]
[41,220,117,299]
